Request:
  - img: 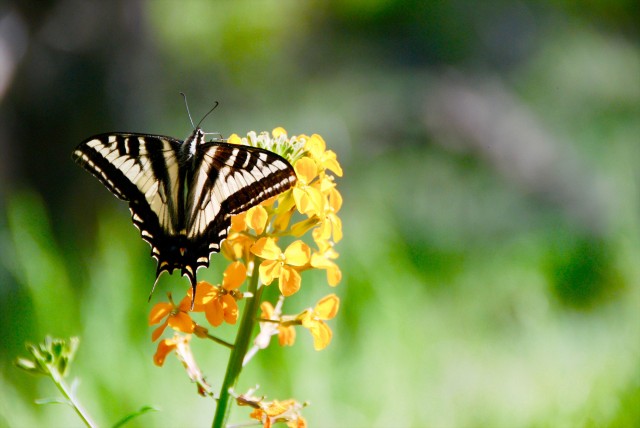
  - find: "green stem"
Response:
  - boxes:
[213,260,264,428]
[50,367,97,428]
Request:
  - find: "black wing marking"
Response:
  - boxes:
[177,142,297,285]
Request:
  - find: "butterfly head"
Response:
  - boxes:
[179,128,206,163]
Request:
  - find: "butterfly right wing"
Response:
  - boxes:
[72,133,184,279]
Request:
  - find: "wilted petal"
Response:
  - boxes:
[153,338,177,366]
[279,325,296,347]
[260,301,275,319]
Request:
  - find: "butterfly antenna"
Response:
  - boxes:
[180,92,196,129]
[196,101,220,129]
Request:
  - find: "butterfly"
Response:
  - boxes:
[72,112,297,305]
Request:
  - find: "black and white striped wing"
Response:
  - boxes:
[72,133,183,265]
[180,142,297,281]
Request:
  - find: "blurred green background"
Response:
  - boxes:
[1,0,640,427]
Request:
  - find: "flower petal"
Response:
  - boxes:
[251,237,282,260]
[309,321,333,350]
[153,338,177,366]
[279,325,296,347]
[151,321,168,342]
[280,266,301,296]
[294,157,317,185]
[230,212,247,232]
[259,259,282,285]
[222,261,247,290]
[284,240,311,266]
[305,134,326,159]
[246,205,268,234]
[205,299,224,327]
[149,302,172,325]
[221,294,239,324]
[168,312,195,333]
[260,301,275,319]
[314,294,340,320]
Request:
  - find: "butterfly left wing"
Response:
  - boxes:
[178,141,297,284]
[72,133,184,279]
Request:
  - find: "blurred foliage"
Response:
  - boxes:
[1,0,640,426]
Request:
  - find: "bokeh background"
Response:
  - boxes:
[1,1,640,427]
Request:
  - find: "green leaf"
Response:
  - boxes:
[111,406,158,428]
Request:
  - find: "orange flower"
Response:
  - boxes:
[149,294,195,341]
[188,263,246,327]
[260,301,296,347]
[222,231,255,262]
[300,294,340,350]
[251,238,310,296]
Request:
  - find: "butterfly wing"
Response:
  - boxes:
[72,133,184,277]
[179,142,297,283]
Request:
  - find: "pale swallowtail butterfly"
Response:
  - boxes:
[72,124,297,305]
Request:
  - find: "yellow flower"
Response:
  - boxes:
[261,301,296,347]
[312,186,343,245]
[300,294,340,350]
[149,295,195,341]
[251,238,310,296]
[310,248,342,286]
[305,134,343,177]
[292,157,324,217]
[188,263,246,327]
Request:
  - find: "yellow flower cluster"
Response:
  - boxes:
[148,128,343,386]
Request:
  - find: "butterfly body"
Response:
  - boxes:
[73,128,297,299]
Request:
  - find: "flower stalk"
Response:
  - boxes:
[213,258,264,428]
